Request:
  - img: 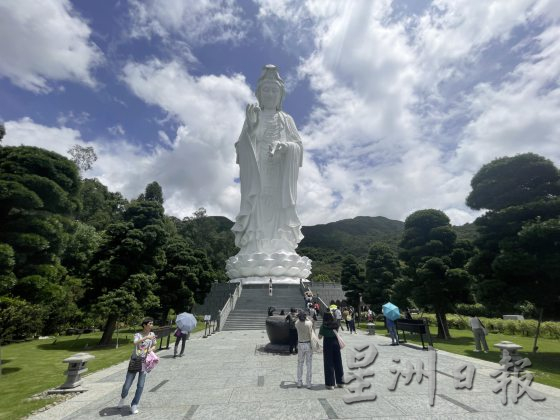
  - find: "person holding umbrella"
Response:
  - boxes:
[173,326,189,358]
[382,303,400,346]
[118,317,157,414]
[174,312,197,358]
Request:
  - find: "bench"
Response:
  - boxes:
[395,319,433,350]
[152,326,174,350]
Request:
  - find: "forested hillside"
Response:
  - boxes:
[211,215,478,282]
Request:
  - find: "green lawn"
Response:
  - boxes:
[0,322,207,420]
[358,321,560,389]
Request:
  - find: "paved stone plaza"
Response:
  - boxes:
[32,329,560,419]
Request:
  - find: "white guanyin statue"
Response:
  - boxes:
[226,65,311,281]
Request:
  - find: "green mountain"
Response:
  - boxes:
[209,215,478,281]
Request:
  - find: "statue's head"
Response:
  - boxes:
[256,64,285,111]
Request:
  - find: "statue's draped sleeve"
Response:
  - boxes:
[279,113,303,208]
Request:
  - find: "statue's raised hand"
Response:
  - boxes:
[246,103,260,132]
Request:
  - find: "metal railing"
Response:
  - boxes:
[216,283,243,332]
[300,279,329,315]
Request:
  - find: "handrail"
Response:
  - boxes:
[301,279,330,315]
[216,283,243,332]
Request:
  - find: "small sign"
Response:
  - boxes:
[204,315,211,321]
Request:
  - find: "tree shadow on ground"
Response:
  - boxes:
[0,367,21,375]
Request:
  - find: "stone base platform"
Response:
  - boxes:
[226,251,312,279]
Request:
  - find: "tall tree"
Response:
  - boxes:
[363,243,400,312]
[67,145,97,173]
[0,146,82,333]
[61,221,102,278]
[157,237,215,319]
[340,255,363,307]
[399,209,472,338]
[177,208,236,282]
[77,178,127,231]
[466,153,560,317]
[143,181,164,204]
[86,183,168,345]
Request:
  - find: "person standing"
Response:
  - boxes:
[334,307,344,331]
[348,308,357,334]
[118,318,157,414]
[173,327,189,358]
[469,316,489,353]
[286,308,298,354]
[386,317,399,345]
[318,312,344,390]
[342,307,350,331]
[295,312,314,389]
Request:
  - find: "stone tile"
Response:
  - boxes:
[328,395,407,417]
[191,402,261,420]
[28,329,560,420]
[382,395,470,415]
[258,399,327,420]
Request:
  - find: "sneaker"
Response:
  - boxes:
[131,405,139,414]
[484,350,488,353]
[296,382,303,388]
[336,384,344,388]
[326,385,334,390]
[473,349,480,352]
[306,384,312,389]
[117,398,126,408]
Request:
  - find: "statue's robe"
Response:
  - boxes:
[232,111,304,255]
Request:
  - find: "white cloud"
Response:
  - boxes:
[108,124,126,137]
[127,0,249,46]
[6,1,559,230]
[4,118,87,156]
[120,59,256,218]
[254,0,560,225]
[0,0,102,93]
[57,111,91,127]
[451,23,560,172]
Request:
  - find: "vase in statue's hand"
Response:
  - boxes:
[268,141,287,158]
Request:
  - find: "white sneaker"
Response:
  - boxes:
[117,398,125,408]
[473,349,480,352]
[131,405,139,414]
[306,384,312,389]
[296,382,303,388]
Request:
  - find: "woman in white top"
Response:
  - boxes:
[295,312,314,389]
[118,317,157,414]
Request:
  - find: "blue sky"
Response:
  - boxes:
[1,0,559,226]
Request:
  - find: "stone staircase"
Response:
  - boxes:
[222,284,311,331]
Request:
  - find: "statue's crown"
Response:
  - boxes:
[258,64,284,88]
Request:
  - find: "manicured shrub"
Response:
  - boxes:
[410,313,560,339]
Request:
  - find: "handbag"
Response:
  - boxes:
[127,356,143,373]
[174,328,182,337]
[144,351,159,373]
[311,329,322,353]
[334,330,346,349]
